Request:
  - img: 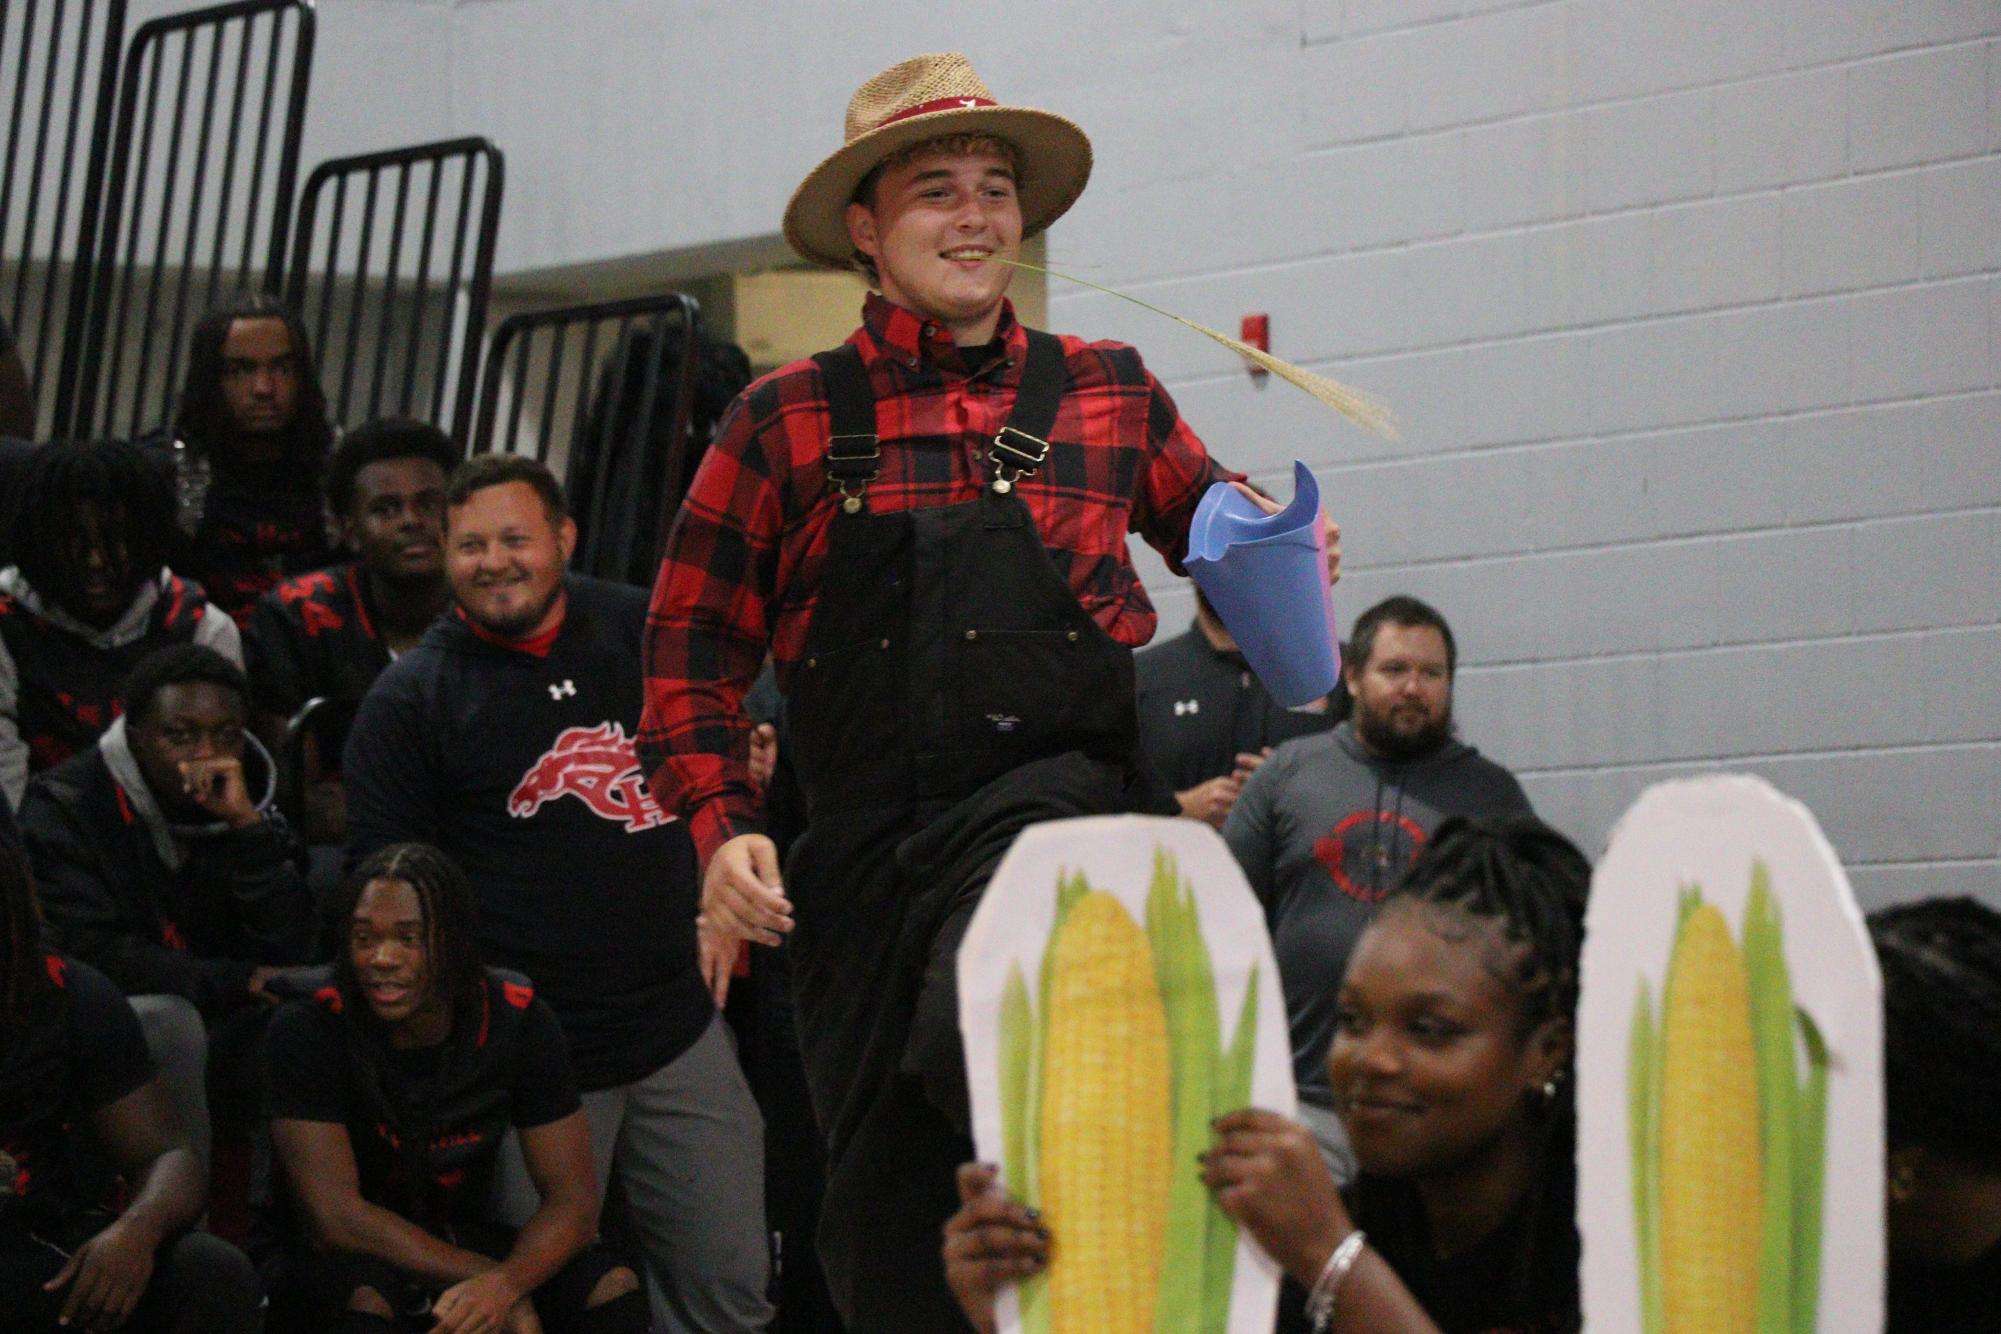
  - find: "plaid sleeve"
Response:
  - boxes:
[639,385,790,866]
[1131,366,1241,575]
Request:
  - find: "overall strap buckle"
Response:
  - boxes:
[987,329,1067,496]
[815,345,880,514]
[988,426,1049,495]
[827,433,880,513]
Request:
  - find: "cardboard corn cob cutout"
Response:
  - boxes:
[961,816,1294,1332]
[1581,775,1881,1332]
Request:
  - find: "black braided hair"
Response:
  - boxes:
[10,439,179,617]
[1869,896,2001,1171]
[172,293,332,475]
[330,842,484,1026]
[1383,813,1591,1042]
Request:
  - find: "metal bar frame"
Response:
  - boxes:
[284,136,502,444]
[66,0,312,440]
[0,0,125,438]
[469,292,702,585]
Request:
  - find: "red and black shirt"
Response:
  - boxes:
[244,562,395,721]
[639,294,1237,863]
[0,573,215,777]
[265,968,580,1236]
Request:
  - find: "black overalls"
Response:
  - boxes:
[782,331,1168,1329]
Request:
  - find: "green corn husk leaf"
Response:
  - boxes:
[999,961,1033,1207]
[1629,975,1664,1334]
[1791,1006,1830,1331]
[1744,865,1796,1333]
[1147,852,1222,1332]
[982,256,1398,439]
[1203,959,1260,1331]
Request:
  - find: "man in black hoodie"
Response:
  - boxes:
[343,456,770,1332]
[18,644,316,1168]
[1224,594,1531,1179]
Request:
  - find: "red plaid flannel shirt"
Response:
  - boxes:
[639,294,1238,864]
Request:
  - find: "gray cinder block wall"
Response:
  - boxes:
[311,1,1998,906]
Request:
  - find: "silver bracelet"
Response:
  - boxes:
[1304,1228,1368,1332]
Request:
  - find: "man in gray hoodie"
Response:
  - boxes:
[1224,594,1532,1177]
[18,644,315,1168]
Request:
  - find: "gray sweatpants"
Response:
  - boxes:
[130,994,210,1173]
[495,1014,774,1333]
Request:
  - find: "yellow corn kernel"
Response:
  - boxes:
[1659,902,1764,1333]
[1038,890,1173,1333]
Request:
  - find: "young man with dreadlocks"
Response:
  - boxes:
[0,439,243,807]
[1869,895,2001,1332]
[266,843,647,1334]
[0,844,263,1333]
[144,293,337,626]
[948,814,1588,1334]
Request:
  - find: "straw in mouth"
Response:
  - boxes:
[981,256,1398,439]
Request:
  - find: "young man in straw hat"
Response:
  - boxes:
[640,51,1332,1328]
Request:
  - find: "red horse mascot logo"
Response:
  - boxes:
[508,722,670,833]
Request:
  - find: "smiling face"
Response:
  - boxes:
[1327,900,1567,1182]
[844,145,1022,344]
[344,456,448,583]
[348,876,447,1036]
[446,480,574,639]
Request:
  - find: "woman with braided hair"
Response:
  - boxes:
[266,843,647,1334]
[945,813,1587,1333]
[1870,895,2001,1333]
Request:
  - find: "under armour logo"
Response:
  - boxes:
[548,679,576,701]
[1174,699,1200,717]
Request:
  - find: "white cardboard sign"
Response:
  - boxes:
[958,814,1296,1333]
[1578,774,1883,1332]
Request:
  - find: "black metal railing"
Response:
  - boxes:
[286,136,502,444]
[63,0,313,441]
[0,0,125,438]
[471,293,702,586]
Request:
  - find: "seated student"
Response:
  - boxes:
[267,842,647,1334]
[944,814,1586,1334]
[1870,896,2001,1333]
[0,439,242,807]
[247,417,456,723]
[0,845,262,1333]
[18,643,316,1169]
[246,419,455,845]
[145,294,336,625]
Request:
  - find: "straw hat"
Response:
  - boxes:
[783,52,1093,270]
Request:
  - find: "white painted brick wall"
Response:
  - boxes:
[300,1,2000,908]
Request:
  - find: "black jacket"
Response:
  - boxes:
[19,718,316,1015]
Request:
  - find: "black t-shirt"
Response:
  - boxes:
[0,955,154,1224]
[1346,1166,1580,1334]
[1135,622,1343,792]
[265,972,580,1235]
